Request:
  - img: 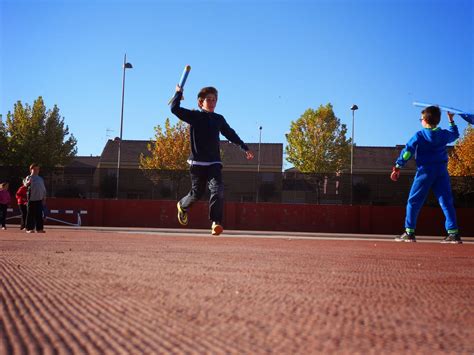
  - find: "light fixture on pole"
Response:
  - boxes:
[116,54,133,199]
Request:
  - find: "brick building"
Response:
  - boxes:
[92,138,283,200]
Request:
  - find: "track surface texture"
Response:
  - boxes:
[1,228,473,354]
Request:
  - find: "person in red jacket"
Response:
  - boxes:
[0,182,12,230]
[16,182,28,230]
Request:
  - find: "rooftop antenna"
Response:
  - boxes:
[106,128,114,141]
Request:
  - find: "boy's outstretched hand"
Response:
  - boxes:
[245,151,254,160]
[175,85,182,93]
[447,111,455,123]
[390,167,400,182]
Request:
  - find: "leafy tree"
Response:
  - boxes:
[41,105,77,167]
[448,126,474,204]
[2,96,77,167]
[286,104,351,173]
[0,115,8,164]
[285,104,351,203]
[448,125,474,176]
[140,118,190,199]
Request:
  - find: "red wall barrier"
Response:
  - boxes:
[28,198,474,236]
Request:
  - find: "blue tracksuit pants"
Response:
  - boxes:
[406,164,458,232]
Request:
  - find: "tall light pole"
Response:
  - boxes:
[257,126,262,173]
[350,104,358,174]
[256,126,262,202]
[350,104,358,205]
[116,54,133,199]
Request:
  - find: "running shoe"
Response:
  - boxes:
[177,202,188,226]
[211,222,223,236]
[441,233,462,244]
[395,232,416,243]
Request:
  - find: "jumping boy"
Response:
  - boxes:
[391,106,461,243]
[171,85,254,236]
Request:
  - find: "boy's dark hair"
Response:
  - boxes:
[197,87,218,106]
[29,163,39,171]
[422,106,441,126]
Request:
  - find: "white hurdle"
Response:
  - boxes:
[6,208,88,227]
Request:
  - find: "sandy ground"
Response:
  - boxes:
[1,228,473,354]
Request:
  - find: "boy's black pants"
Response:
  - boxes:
[179,164,224,223]
[0,204,7,227]
[26,200,44,231]
[19,204,27,229]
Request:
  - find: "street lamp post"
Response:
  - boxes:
[350,105,358,174]
[116,54,133,199]
[350,104,358,205]
[258,126,262,173]
[256,126,262,202]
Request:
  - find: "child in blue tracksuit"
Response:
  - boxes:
[391,106,461,243]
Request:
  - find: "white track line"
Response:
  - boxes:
[34,225,474,244]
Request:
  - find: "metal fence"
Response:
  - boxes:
[1,166,473,207]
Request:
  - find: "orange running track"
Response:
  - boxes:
[1,228,473,354]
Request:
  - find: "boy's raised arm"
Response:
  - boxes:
[446,112,460,143]
[170,87,196,125]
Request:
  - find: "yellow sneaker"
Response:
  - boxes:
[211,222,223,236]
[177,202,188,226]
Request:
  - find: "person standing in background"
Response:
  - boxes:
[25,164,47,234]
[0,182,12,230]
[16,181,28,230]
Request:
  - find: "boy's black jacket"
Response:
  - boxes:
[171,91,249,163]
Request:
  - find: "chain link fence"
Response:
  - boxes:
[1,166,473,207]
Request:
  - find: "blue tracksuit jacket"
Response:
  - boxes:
[396,124,459,168]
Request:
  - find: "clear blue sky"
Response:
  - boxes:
[1,0,473,168]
